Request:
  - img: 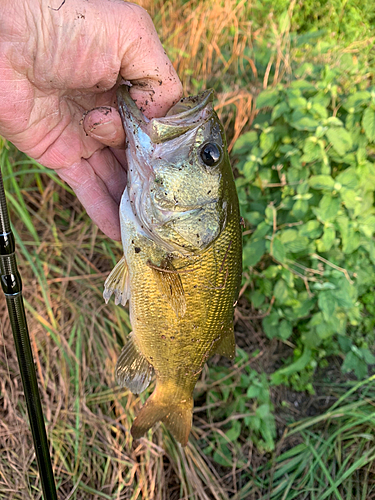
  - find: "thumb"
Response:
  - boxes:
[116,3,182,119]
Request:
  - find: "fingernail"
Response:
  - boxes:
[85,120,117,140]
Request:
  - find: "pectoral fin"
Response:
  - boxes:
[103,256,130,306]
[212,329,236,360]
[148,260,186,318]
[115,333,154,394]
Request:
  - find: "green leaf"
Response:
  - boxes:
[361,348,375,365]
[301,139,322,162]
[280,229,298,244]
[299,220,322,239]
[335,168,358,189]
[241,160,258,181]
[288,97,307,109]
[250,290,265,308]
[271,238,286,262]
[343,91,371,111]
[290,110,319,131]
[362,107,375,142]
[318,290,337,321]
[342,351,367,379]
[292,199,309,219]
[225,421,241,441]
[260,132,275,157]
[252,221,271,241]
[278,319,292,340]
[274,279,289,304]
[233,131,258,154]
[309,175,335,190]
[325,128,353,156]
[243,239,266,267]
[271,101,289,122]
[257,89,280,109]
[263,311,280,339]
[247,386,260,399]
[314,195,340,222]
[271,348,312,384]
[316,226,336,252]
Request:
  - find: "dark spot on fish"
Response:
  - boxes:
[207,190,211,195]
[158,80,162,85]
[134,247,141,253]
[161,334,166,339]
[189,160,193,165]
[131,240,134,244]
[145,100,148,105]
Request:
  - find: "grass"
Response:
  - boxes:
[1,0,375,498]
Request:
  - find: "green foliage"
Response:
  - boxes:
[200,348,276,467]
[259,0,375,44]
[235,69,375,389]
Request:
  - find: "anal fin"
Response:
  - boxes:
[148,259,186,318]
[103,256,130,306]
[212,328,236,360]
[116,333,154,394]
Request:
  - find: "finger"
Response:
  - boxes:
[58,159,122,241]
[118,3,183,119]
[88,148,127,205]
[83,107,125,148]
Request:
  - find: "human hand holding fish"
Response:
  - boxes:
[0,0,182,240]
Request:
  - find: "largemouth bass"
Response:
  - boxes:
[104,85,242,446]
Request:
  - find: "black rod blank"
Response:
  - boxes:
[0,169,58,499]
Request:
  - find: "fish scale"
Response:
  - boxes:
[104,85,242,445]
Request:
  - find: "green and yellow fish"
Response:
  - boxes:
[104,85,242,446]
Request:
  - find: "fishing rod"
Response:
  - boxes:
[0,165,58,499]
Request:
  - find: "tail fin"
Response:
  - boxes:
[131,384,193,446]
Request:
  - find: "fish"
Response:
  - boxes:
[103,85,242,446]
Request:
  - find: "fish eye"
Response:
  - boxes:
[200,143,221,167]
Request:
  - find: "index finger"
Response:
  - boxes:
[118,3,183,119]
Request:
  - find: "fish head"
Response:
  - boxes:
[118,85,233,254]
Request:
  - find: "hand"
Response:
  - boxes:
[0,0,182,240]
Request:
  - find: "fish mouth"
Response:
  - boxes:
[117,85,214,145]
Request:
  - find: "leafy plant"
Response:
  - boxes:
[235,67,375,390]
[197,348,276,467]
